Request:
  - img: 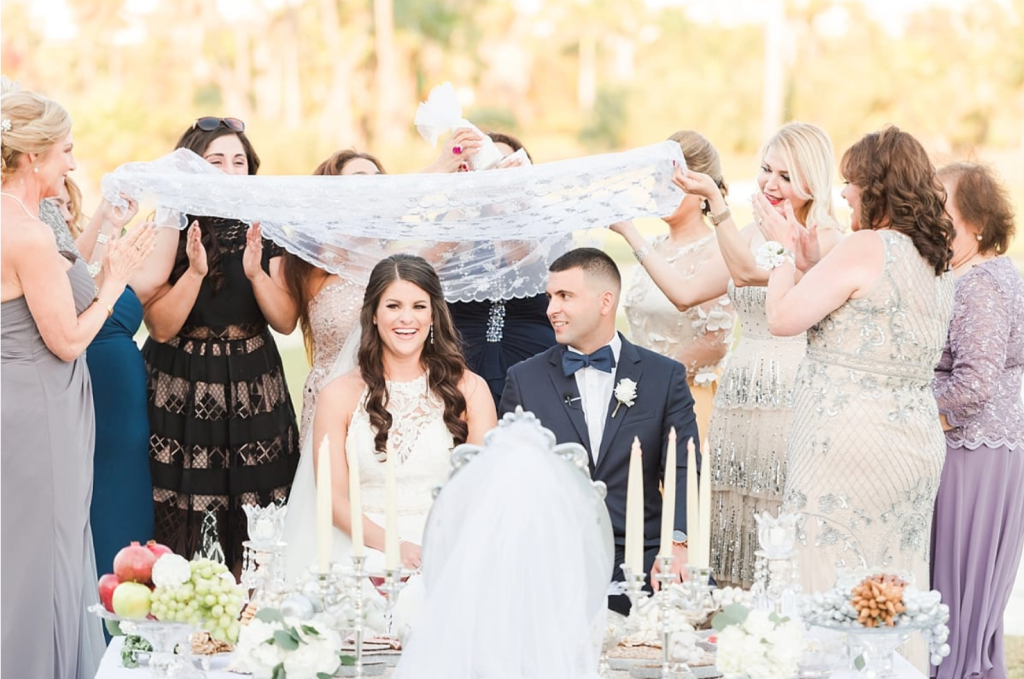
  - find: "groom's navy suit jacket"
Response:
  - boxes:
[499,333,700,552]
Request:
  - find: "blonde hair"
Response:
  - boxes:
[63,175,85,238]
[760,122,839,230]
[1,76,73,183]
[668,130,728,214]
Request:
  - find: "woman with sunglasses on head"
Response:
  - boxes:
[142,117,300,573]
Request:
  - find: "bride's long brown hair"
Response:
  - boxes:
[358,254,468,456]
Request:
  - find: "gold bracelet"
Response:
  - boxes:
[93,295,114,318]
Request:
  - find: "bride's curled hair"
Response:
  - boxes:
[358,254,468,456]
[840,126,953,275]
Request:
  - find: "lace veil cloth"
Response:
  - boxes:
[394,409,614,679]
[100,142,686,302]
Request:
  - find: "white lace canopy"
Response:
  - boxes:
[101,141,686,302]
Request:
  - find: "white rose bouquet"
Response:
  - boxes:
[231,608,344,679]
[712,605,803,679]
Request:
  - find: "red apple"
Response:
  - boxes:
[112,581,152,620]
[113,541,156,584]
[146,540,173,560]
[98,573,121,612]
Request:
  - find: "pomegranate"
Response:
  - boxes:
[112,581,152,620]
[113,541,156,584]
[145,540,173,559]
[97,573,121,612]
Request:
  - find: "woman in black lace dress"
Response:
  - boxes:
[142,118,300,571]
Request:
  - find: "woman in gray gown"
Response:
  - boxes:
[0,81,155,679]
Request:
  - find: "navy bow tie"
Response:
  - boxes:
[562,345,616,376]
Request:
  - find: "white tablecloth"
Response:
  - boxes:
[97,635,927,679]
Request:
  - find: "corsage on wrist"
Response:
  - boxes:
[755,241,794,271]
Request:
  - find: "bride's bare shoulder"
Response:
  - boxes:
[318,369,366,410]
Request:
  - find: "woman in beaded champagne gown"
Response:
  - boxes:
[764,128,955,611]
[611,125,840,588]
[623,232,735,438]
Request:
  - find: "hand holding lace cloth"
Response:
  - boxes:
[100,142,686,302]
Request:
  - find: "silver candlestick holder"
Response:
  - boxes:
[653,554,692,679]
[371,566,410,638]
[342,555,369,678]
[681,565,715,622]
[619,563,648,614]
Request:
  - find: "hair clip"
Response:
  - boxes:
[1,119,11,132]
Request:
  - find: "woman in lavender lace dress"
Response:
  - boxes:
[931,162,1024,679]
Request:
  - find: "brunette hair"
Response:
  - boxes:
[486,131,533,163]
[937,162,1016,256]
[668,130,728,214]
[284,150,387,364]
[840,127,953,275]
[168,122,261,291]
[358,254,468,456]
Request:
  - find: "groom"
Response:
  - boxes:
[499,248,699,614]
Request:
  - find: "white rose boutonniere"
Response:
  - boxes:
[612,378,638,418]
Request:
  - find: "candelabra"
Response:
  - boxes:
[342,555,369,678]
[619,563,648,614]
[652,554,698,679]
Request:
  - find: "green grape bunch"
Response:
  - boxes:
[149,558,244,643]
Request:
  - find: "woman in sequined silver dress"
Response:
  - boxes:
[931,162,1024,679]
[282,150,385,446]
[612,123,842,588]
[765,128,955,624]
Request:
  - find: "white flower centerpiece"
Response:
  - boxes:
[231,608,345,679]
[712,604,804,679]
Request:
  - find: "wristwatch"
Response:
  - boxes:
[672,530,688,547]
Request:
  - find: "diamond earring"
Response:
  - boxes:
[429,324,434,345]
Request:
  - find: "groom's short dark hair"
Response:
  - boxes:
[549,248,621,290]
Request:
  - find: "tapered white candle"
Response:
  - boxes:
[347,445,364,558]
[384,445,399,569]
[624,437,645,573]
[697,439,712,568]
[685,437,699,562]
[316,435,332,574]
[659,428,677,558]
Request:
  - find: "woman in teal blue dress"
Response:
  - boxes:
[54,183,155,587]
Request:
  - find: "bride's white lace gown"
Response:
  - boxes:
[283,373,454,631]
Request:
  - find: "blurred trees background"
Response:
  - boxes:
[3,0,1023,251]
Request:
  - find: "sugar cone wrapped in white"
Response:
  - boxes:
[394,409,614,679]
[414,82,505,170]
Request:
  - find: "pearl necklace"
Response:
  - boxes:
[0,192,37,219]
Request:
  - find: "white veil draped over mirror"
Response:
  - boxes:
[282,325,363,582]
[100,142,686,302]
[394,410,614,679]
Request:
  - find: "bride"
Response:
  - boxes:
[282,253,496,627]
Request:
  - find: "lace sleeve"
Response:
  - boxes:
[934,268,1010,425]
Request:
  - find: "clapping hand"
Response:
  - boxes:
[242,222,264,280]
[752,194,820,271]
[185,221,208,278]
[103,222,158,284]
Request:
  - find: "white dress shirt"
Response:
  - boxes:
[569,332,622,463]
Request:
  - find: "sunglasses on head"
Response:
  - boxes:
[192,117,245,133]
